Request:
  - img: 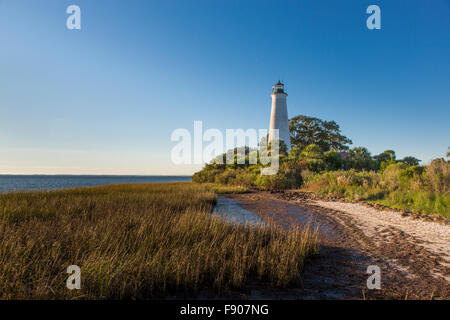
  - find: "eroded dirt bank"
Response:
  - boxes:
[227,191,450,299]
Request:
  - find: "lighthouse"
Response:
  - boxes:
[269,81,291,151]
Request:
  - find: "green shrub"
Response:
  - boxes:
[299,144,324,160]
[214,169,237,185]
[380,162,406,191]
[345,147,377,171]
[324,150,343,171]
[306,159,325,172]
[255,174,297,190]
[401,156,421,166]
[426,158,449,194]
[302,160,449,217]
[192,146,449,217]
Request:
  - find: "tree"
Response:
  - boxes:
[299,144,324,160]
[374,150,396,163]
[346,147,375,171]
[289,147,302,159]
[374,150,397,171]
[401,156,421,166]
[289,115,352,152]
[297,144,326,172]
[324,150,343,171]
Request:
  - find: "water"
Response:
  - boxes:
[213,195,264,226]
[0,175,191,192]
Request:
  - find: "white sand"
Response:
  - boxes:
[313,200,450,281]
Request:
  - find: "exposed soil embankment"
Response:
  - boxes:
[227,191,450,299]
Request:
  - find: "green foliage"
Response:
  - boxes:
[379,191,449,218]
[193,114,447,217]
[305,159,325,172]
[400,165,424,180]
[192,163,225,183]
[289,115,352,152]
[345,147,376,171]
[214,169,237,184]
[194,137,305,190]
[324,150,343,171]
[380,162,407,191]
[375,150,396,163]
[289,147,302,159]
[426,158,449,194]
[401,156,421,166]
[303,162,450,217]
[379,159,396,172]
[299,144,323,160]
[255,174,296,190]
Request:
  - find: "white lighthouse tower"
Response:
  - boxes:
[269,81,291,151]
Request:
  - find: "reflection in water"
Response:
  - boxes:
[212,195,264,226]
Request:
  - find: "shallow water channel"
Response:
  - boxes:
[212,195,264,226]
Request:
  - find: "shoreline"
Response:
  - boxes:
[277,190,450,226]
[0,176,192,193]
[227,191,450,299]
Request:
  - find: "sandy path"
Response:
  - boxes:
[314,200,450,280]
[227,191,450,299]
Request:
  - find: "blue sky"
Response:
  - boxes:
[0,0,449,174]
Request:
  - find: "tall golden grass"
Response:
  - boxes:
[0,182,317,299]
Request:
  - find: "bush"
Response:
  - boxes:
[214,169,237,185]
[255,174,297,190]
[192,145,449,216]
[301,160,449,217]
[380,162,406,191]
[426,158,449,194]
[401,156,421,166]
[324,150,343,171]
[345,147,377,171]
[306,159,326,172]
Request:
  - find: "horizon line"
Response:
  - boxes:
[0,173,194,177]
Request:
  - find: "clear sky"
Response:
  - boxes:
[0,0,449,175]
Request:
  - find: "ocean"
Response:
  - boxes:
[0,175,191,192]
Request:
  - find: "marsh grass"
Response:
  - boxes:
[0,182,317,299]
[201,183,249,195]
